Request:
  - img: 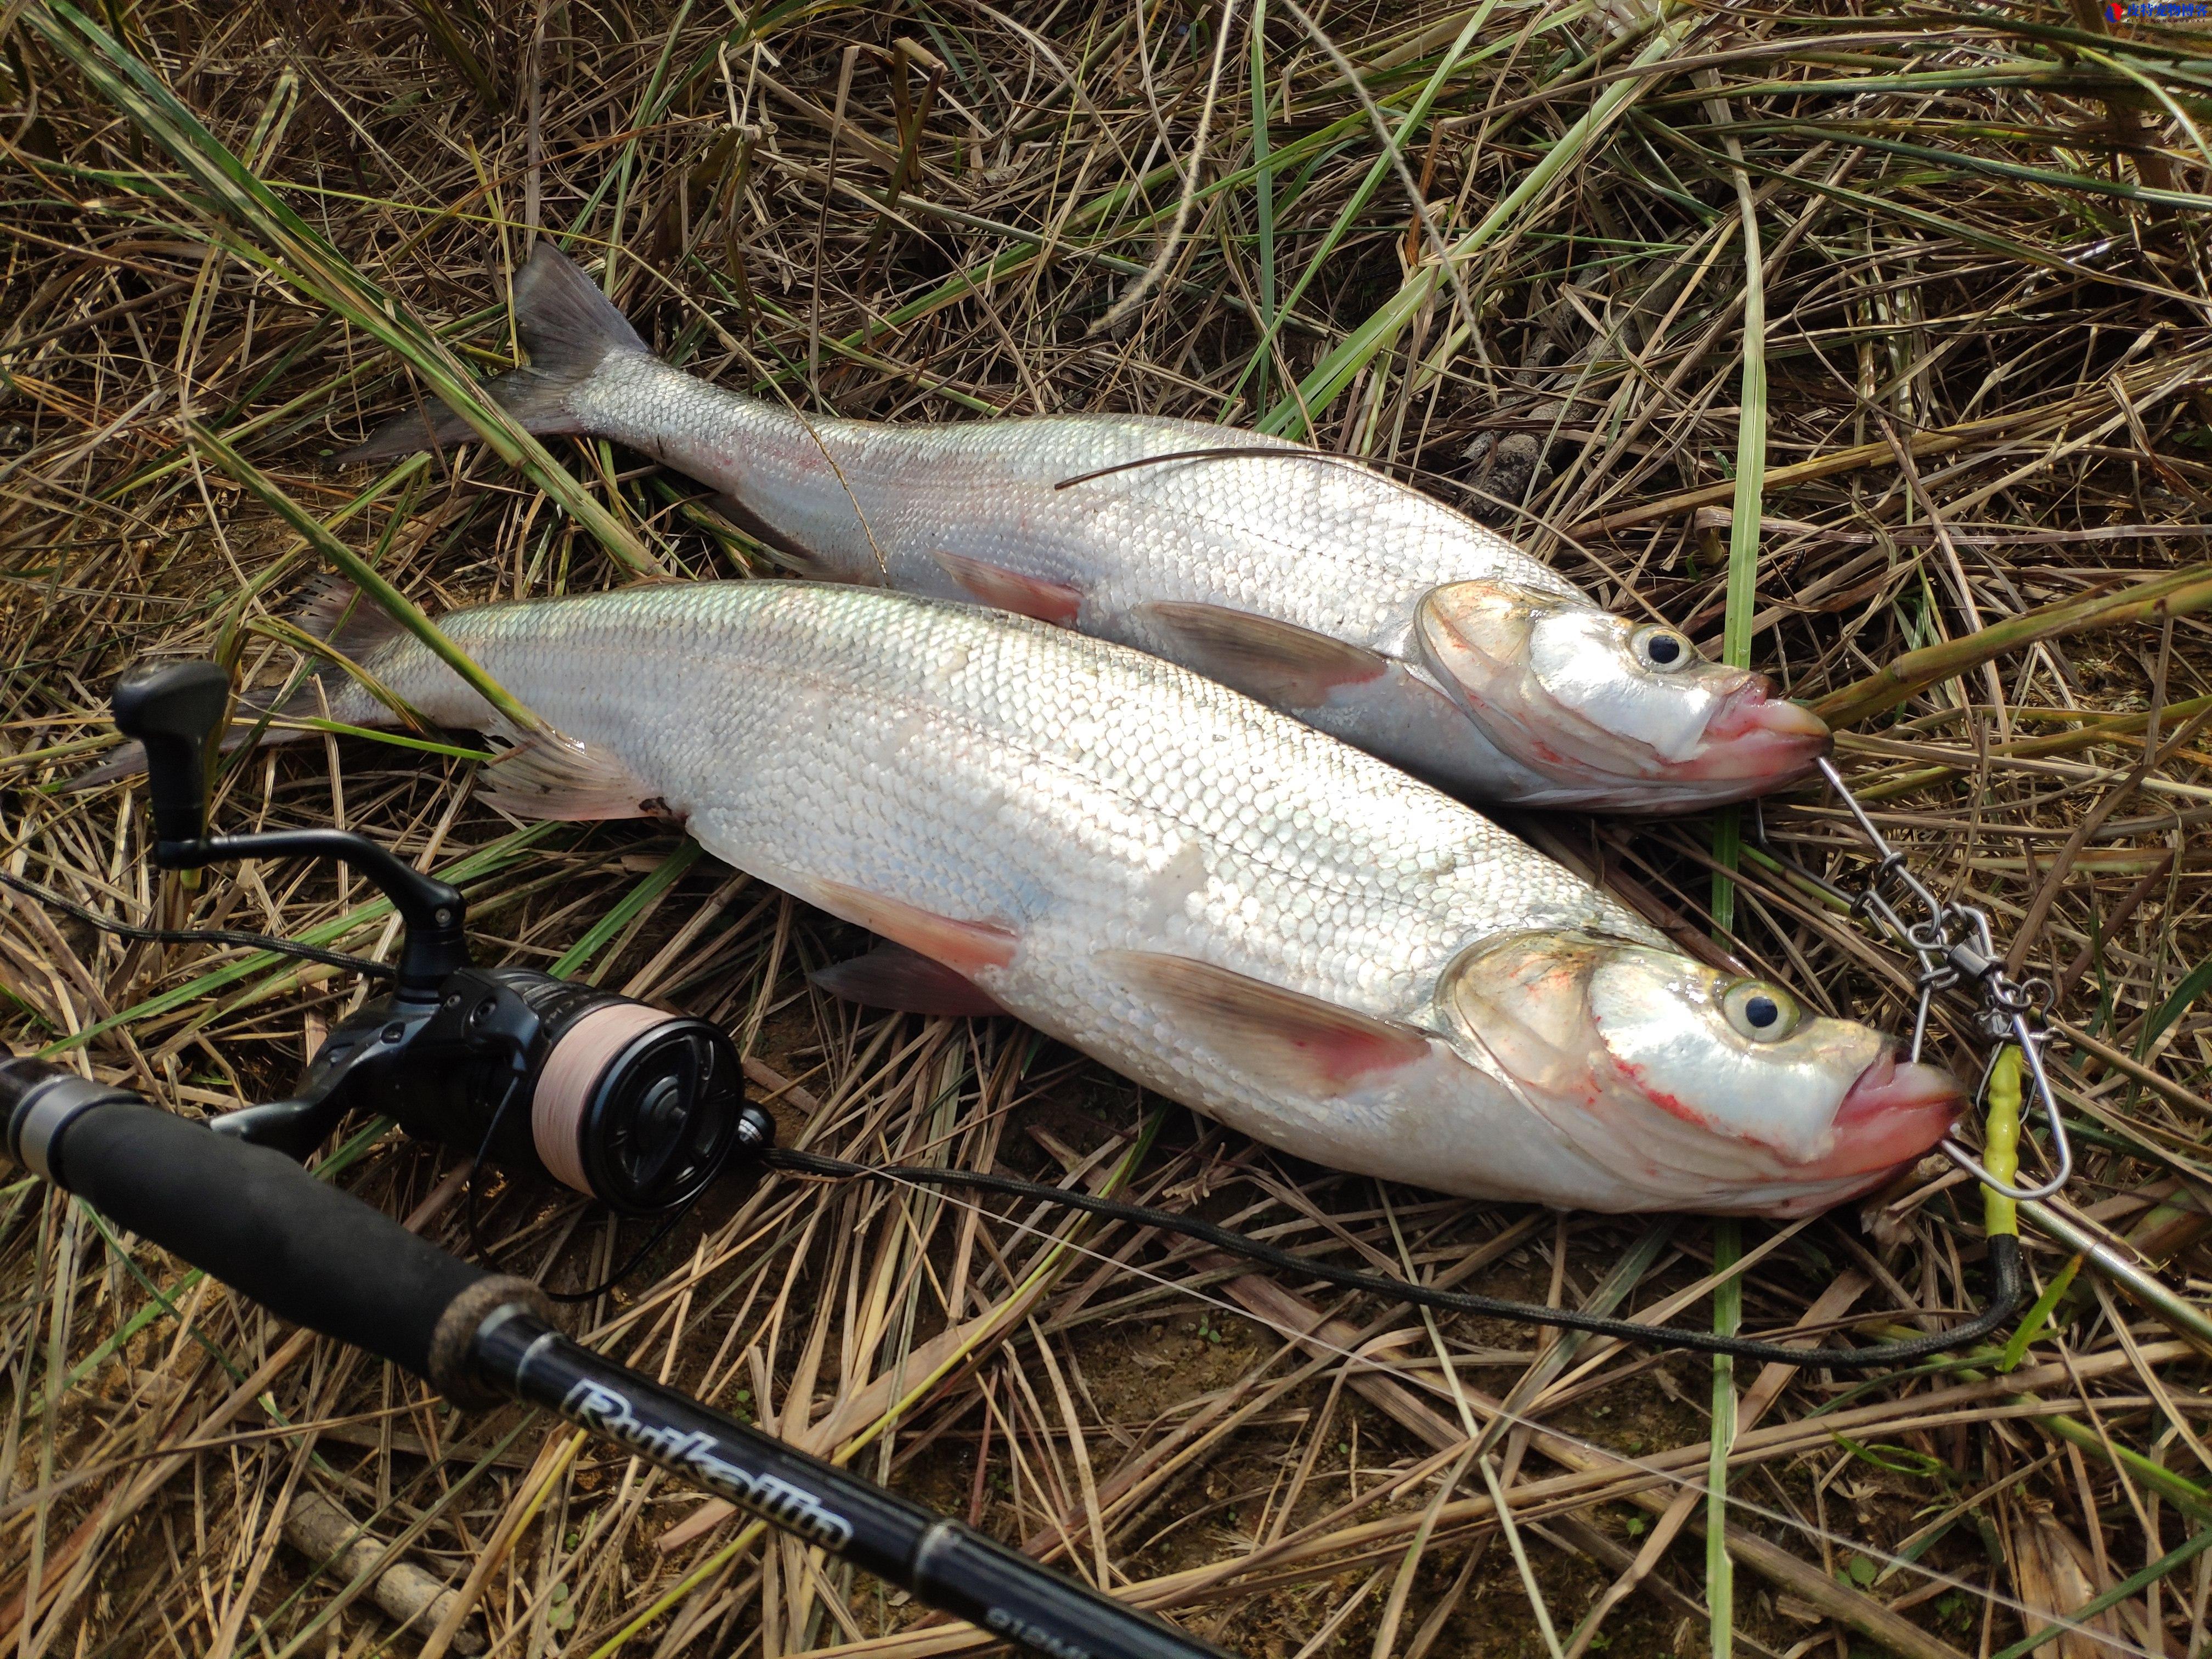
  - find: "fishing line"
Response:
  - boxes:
[0,866,396,979]
[772,1159,2148,1658]
[461,1075,706,1303]
[762,1148,2024,1370]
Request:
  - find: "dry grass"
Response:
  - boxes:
[3,2,2211,1657]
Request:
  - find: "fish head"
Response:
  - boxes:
[1414,582,1831,807]
[1437,932,1960,1213]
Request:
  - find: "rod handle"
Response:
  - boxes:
[2,1054,537,1398]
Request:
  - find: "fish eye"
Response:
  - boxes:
[1632,625,1695,673]
[1721,980,1800,1043]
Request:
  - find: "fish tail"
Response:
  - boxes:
[335,241,650,464]
[70,578,406,789]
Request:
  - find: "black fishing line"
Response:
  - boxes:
[763,1148,2024,1372]
[0,867,396,980]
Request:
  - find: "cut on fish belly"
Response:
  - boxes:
[340,244,1831,814]
[153,578,1956,1217]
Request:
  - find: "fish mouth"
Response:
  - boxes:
[1801,1053,1962,1178]
[1678,676,1832,785]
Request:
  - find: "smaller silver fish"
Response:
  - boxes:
[345,245,1831,813]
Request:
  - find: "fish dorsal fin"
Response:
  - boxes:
[810,943,1008,1017]
[480,732,665,821]
[1101,950,1431,1097]
[932,550,1084,626]
[1134,601,1390,709]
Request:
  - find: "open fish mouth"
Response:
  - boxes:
[1415,581,1832,803]
[1684,677,1833,780]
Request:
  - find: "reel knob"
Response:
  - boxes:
[111,659,230,851]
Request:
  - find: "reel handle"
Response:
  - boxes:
[109,656,470,997]
[111,658,230,852]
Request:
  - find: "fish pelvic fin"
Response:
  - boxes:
[336,241,650,464]
[810,943,1009,1017]
[69,577,411,790]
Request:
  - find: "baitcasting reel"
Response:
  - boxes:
[113,659,763,1216]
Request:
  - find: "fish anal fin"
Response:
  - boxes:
[1102,949,1431,1097]
[803,879,1018,977]
[1135,602,1389,709]
[481,732,664,821]
[932,550,1084,626]
[810,943,1008,1017]
[708,492,838,575]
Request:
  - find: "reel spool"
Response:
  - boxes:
[390,968,754,1216]
[111,658,761,1217]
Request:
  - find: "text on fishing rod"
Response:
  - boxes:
[561,1379,856,1549]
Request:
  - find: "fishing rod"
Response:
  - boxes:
[0,1050,1227,1659]
[0,661,1229,1656]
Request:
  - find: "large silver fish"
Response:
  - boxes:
[346,245,1830,813]
[259,580,1952,1216]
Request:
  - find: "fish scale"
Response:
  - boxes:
[291,579,1958,1216]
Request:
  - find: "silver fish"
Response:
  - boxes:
[273,579,1953,1216]
[345,245,1831,813]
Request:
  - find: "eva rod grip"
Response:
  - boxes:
[3,1058,541,1401]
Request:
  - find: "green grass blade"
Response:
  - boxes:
[1707,1217,1741,1659]
[2137,950,2212,1060]
[1248,0,1275,414]
[1266,10,1700,436]
[187,421,551,740]
[551,840,702,983]
[1243,0,1505,434]
[1711,92,1767,937]
[1987,1525,2212,1659]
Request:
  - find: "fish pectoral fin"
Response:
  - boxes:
[1101,950,1431,1097]
[930,550,1084,625]
[810,944,1008,1017]
[794,877,1019,977]
[1133,602,1390,709]
[480,731,664,821]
